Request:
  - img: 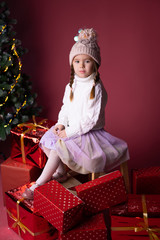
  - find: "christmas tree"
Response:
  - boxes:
[0,1,41,141]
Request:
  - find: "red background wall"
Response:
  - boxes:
[3,0,160,171]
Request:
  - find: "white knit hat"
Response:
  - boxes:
[69,28,101,66]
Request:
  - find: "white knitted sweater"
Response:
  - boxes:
[57,73,108,138]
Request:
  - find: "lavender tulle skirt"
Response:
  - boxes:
[39,126,129,174]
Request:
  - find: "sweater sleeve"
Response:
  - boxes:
[65,83,102,138]
[56,84,69,127]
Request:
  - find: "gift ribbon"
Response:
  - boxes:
[7,198,51,237]
[111,195,160,240]
[17,115,49,164]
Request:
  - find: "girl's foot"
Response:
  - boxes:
[52,172,68,183]
[22,183,40,200]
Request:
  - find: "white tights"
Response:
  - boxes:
[30,146,66,191]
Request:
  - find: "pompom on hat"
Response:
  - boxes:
[69,28,101,66]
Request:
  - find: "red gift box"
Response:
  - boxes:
[0,157,41,205]
[111,215,160,240]
[132,167,160,194]
[5,191,58,240]
[75,170,127,215]
[59,213,108,240]
[10,116,55,168]
[111,195,160,239]
[34,180,84,233]
[111,194,160,218]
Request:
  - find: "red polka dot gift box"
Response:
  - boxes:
[132,166,160,194]
[75,170,127,215]
[59,213,108,240]
[34,180,84,233]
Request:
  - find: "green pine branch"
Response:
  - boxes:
[0,1,41,141]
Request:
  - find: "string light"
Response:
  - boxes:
[4,95,27,128]
[0,25,27,128]
[0,38,22,107]
[0,25,6,35]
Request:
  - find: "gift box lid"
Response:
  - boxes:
[11,117,55,138]
[75,170,127,213]
[7,182,35,212]
[75,170,125,191]
[75,170,126,199]
[34,180,84,212]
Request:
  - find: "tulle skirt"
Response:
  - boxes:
[39,126,129,174]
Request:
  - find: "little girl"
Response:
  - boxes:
[23,28,129,199]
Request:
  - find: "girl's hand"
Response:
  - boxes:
[58,129,67,138]
[53,124,65,135]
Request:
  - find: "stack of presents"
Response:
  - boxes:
[1,117,160,239]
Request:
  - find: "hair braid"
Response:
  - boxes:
[90,62,100,99]
[69,65,74,101]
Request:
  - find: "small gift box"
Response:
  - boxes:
[75,170,127,215]
[111,194,160,218]
[59,213,108,240]
[111,195,160,240]
[34,180,84,233]
[0,157,41,205]
[5,191,58,240]
[132,166,160,194]
[10,116,55,168]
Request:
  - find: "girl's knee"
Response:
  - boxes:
[42,145,50,157]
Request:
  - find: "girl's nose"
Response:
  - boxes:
[80,61,84,68]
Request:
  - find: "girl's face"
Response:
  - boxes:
[72,54,94,78]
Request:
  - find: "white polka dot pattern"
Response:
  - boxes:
[75,170,127,215]
[59,213,107,240]
[34,180,84,233]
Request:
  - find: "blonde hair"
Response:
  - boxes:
[69,61,100,101]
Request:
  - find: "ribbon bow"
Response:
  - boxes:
[112,195,160,240]
[7,198,28,236]
[134,195,160,240]
[17,115,49,164]
[7,198,51,237]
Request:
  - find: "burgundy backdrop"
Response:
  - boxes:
[3,0,160,172]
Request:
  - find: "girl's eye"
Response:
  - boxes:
[85,60,90,63]
[74,60,79,63]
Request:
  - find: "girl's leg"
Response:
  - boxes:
[22,147,68,199]
[42,145,66,179]
[52,161,66,179]
[30,149,61,191]
[42,145,51,158]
